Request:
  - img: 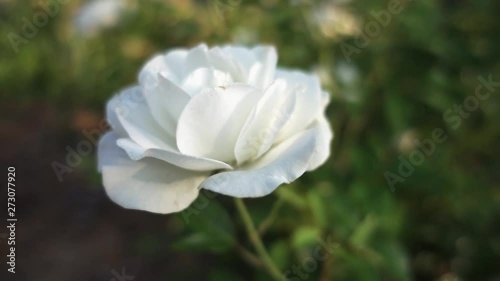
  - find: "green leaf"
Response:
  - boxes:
[307,190,328,227]
[349,215,377,247]
[291,226,321,249]
[171,232,232,253]
[269,240,291,270]
[378,243,411,280]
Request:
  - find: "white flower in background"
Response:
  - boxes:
[336,61,359,85]
[311,2,359,39]
[335,61,361,102]
[74,0,127,36]
[98,44,333,214]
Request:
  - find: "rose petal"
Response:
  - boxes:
[112,86,234,172]
[114,86,176,149]
[210,45,277,89]
[220,46,256,76]
[176,84,262,163]
[307,90,332,170]
[116,138,233,171]
[234,79,296,164]
[307,114,333,171]
[200,128,318,197]
[275,69,323,142]
[164,49,189,82]
[143,73,191,134]
[184,44,210,75]
[138,49,188,86]
[208,47,247,82]
[98,132,207,214]
[181,67,233,96]
[247,46,278,90]
[106,93,128,137]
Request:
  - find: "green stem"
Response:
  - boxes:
[234,198,283,281]
[258,198,284,235]
[236,243,264,268]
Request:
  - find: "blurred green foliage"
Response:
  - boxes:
[1,0,499,280]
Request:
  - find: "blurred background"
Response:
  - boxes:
[1,0,499,280]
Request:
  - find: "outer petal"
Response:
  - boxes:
[275,69,323,142]
[98,132,207,214]
[176,84,262,163]
[219,46,255,76]
[142,73,191,134]
[211,45,277,90]
[112,87,233,172]
[116,138,233,171]
[306,115,332,171]
[307,91,333,170]
[163,49,189,82]
[138,49,188,86]
[247,46,278,90]
[200,128,318,198]
[208,47,247,82]
[234,79,296,164]
[106,93,128,137]
[184,44,210,76]
[114,87,176,149]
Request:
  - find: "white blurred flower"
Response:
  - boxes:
[336,61,359,85]
[311,2,359,39]
[98,44,333,214]
[335,61,360,102]
[74,0,127,37]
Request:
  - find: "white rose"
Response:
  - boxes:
[98,44,333,214]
